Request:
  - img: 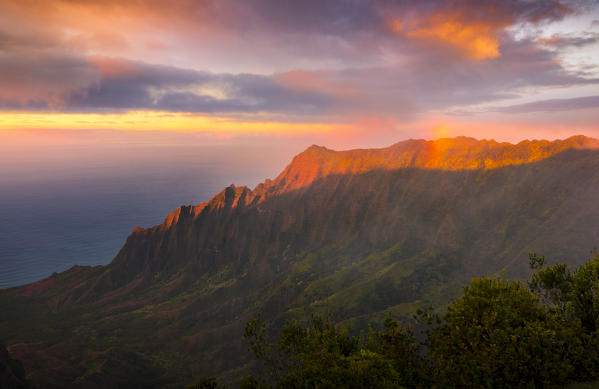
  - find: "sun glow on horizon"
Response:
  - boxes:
[0,111,337,135]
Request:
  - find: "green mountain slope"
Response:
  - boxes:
[2,136,599,387]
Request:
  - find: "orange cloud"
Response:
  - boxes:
[391,13,504,60]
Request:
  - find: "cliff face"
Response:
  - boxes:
[3,136,599,387]
[38,135,598,306]
[266,135,599,192]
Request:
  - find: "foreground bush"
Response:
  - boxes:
[429,277,577,388]
[188,253,599,388]
[241,314,426,388]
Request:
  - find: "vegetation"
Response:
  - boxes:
[239,314,425,389]
[187,253,599,388]
[429,277,576,388]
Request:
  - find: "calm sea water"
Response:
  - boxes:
[0,137,299,288]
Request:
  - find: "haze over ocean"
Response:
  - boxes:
[0,131,298,288]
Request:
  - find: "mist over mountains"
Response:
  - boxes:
[2,135,599,388]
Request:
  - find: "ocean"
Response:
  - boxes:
[0,134,299,288]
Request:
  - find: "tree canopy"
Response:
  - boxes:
[188,252,599,388]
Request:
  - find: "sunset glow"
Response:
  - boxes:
[0,0,597,146]
[0,111,336,135]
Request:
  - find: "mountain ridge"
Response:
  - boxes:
[3,135,599,388]
[144,135,599,234]
[268,135,599,192]
[32,135,596,305]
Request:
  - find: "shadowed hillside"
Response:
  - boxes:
[2,136,599,388]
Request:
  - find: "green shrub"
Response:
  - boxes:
[429,277,575,388]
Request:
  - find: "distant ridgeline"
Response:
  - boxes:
[2,135,599,387]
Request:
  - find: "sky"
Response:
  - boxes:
[1,0,599,148]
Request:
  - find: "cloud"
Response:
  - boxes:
[287,37,598,118]
[399,14,502,60]
[0,0,597,126]
[0,0,580,70]
[0,56,338,118]
[538,33,599,48]
[382,0,574,59]
[493,95,599,113]
[1,37,597,122]
[273,70,359,99]
[0,51,99,107]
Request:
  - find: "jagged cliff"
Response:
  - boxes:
[2,136,599,388]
